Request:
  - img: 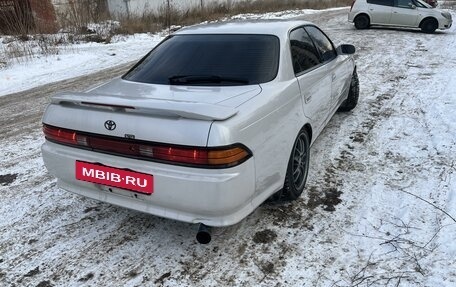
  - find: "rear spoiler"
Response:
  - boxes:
[50,92,238,121]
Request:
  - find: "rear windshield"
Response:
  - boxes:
[123,34,280,86]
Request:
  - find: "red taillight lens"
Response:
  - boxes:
[43,125,78,145]
[153,146,209,165]
[43,124,251,168]
[43,125,88,146]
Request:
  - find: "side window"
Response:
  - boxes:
[289,28,321,74]
[395,0,413,8]
[304,26,336,63]
[367,0,394,6]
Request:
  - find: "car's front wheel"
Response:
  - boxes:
[354,15,370,29]
[421,18,438,33]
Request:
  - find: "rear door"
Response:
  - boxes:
[390,0,420,26]
[367,0,394,24]
[290,27,332,135]
[304,26,347,115]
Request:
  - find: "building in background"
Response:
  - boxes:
[0,0,57,34]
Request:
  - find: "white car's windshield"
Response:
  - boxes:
[414,0,432,8]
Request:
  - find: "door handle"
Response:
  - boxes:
[332,74,336,81]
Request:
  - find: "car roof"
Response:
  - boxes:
[174,20,315,37]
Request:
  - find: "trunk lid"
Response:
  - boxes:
[43,80,261,146]
[90,78,262,107]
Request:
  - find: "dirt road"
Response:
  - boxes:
[1,8,455,287]
[0,63,133,141]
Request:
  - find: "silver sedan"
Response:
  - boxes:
[42,20,358,241]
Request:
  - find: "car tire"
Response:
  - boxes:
[421,18,438,33]
[270,130,310,202]
[354,15,370,29]
[338,69,359,112]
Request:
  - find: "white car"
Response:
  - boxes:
[41,20,358,243]
[348,0,452,33]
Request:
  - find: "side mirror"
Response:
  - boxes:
[409,4,417,9]
[337,44,356,55]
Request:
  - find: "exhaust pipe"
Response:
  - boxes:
[196,223,211,244]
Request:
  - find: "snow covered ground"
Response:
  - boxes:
[0,33,162,97]
[0,6,455,287]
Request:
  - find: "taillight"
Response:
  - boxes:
[208,148,250,166]
[43,125,82,146]
[42,125,73,144]
[350,0,356,12]
[43,124,251,168]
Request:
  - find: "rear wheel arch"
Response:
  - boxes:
[303,123,313,144]
[269,125,311,202]
[338,67,359,112]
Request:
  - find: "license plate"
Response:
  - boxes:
[75,161,154,195]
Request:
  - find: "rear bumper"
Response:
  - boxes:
[42,141,256,227]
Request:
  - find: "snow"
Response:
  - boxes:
[0,33,162,96]
[1,6,456,287]
[229,6,347,20]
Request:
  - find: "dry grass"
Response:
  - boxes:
[114,13,163,35]
[56,0,109,34]
[117,0,353,34]
[1,34,66,67]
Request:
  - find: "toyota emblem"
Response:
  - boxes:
[104,120,116,131]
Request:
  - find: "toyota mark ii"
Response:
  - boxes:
[42,20,359,238]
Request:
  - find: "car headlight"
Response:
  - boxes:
[441,12,452,20]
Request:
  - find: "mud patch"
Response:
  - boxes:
[125,269,140,278]
[347,92,395,146]
[0,173,17,186]
[28,238,39,244]
[237,243,247,257]
[78,272,94,282]
[259,261,275,274]
[36,281,53,287]
[307,187,343,212]
[83,206,101,213]
[350,132,367,143]
[155,271,171,284]
[264,202,314,230]
[24,266,40,277]
[253,229,277,244]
